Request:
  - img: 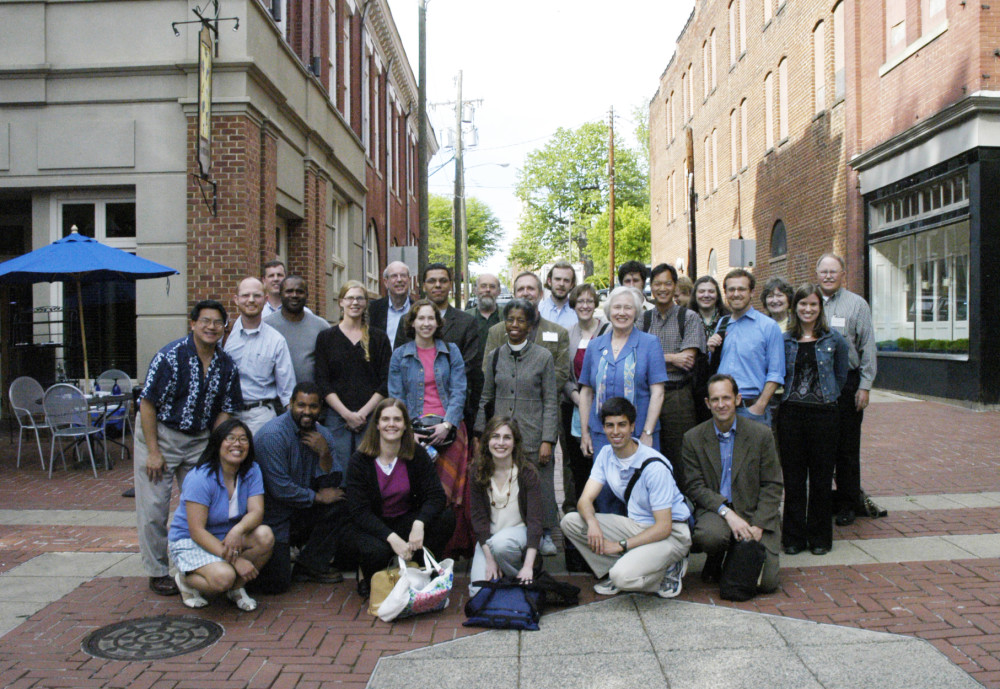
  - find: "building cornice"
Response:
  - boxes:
[850,92,1000,171]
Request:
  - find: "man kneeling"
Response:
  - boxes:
[561,397,691,598]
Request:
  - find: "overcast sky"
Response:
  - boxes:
[386,0,695,278]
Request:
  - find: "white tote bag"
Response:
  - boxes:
[376,548,454,622]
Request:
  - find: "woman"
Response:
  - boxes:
[476,299,559,552]
[344,398,455,597]
[468,416,542,595]
[563,284,609,507]
[168,419,274,611]
[388,299,470,550]
[674,275,694,308]
[315,280,392,462]
[578,287,668,459]
[779,283,849,556]
[761,277,794,332]
[689,276,729,422]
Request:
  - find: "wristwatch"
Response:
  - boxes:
[641,429,653,438]
[618,538,629,554]
[718,505,730,518]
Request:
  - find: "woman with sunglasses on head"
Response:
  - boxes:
[315,280,392,462]
[779,283,850,557]
[343,398,455,598]
[468,416,543,596]
[168,419,274,611]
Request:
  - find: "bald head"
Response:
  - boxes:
[235,277,266,322]
[383,261,411,302]
[475,273,501,314]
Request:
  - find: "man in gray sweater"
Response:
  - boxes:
[265,275,330,386]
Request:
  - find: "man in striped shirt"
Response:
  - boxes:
[817,253,885,526]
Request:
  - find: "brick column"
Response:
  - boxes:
[260,123,279,265]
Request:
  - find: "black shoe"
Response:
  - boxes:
[357,575,371,599]
[292,564,344,584]
[701,552,725,583]
[862,493,888,518]
[810,545,831,555]
[783,544,805,555]
[835,507,856,526]
[149,575,179,596]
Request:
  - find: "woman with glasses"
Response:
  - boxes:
[315,280,392,462]
[168,419,274,611]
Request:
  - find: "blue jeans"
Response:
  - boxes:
[324,409,366,465]
[737,404,772,428]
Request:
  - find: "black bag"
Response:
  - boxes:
[718,537,767,601]
[530,570,580,607]
[412,414,457,449]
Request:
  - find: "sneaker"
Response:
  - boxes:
[593,576,620,596]
[539,534,558,556]
[657,557,688,599]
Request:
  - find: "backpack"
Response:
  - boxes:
[601,457,696,529]
[464,578,545,631]
[642,306,711,396]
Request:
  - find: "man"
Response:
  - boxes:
[466,272,501,362]
[706,269,784,427]
[683,374,782,593]
[252,382,348,593]
[422,263,482,432]
[640,263,706,491]
[225,277,296,435]
[538,260,579,330]
[561,397,691,598]
[483,271,572,552]
[261,259,286,317]
[264,275,331,385]
[368,260,414,350]
[135,300,243,596]
[618,260,654,310]
[816,253,885,526]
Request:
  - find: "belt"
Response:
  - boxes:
[663,380,690,391]
[740,397,758,407]
[243,398,277,411]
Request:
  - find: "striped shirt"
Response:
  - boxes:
[822,288,877,390]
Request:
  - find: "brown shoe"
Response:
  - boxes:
[150,575,179,596]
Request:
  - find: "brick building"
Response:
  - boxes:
[649,0,999,403]
[0,0,430,387]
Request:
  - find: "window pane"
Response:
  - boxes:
[105,203,136,238]
[63,204,95,237]
[871,234,915,351]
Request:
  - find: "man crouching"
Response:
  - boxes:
[560,397,691,598]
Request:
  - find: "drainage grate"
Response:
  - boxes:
[82,615,224,660]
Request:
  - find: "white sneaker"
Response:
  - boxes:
[539,534,558,556]
[593,576,620,596]
[657,556,688,599]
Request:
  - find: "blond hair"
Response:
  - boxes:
[338,280,371,362]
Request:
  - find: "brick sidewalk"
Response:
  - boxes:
[1,398,999,688]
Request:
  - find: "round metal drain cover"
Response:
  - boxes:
[82,615,224,660]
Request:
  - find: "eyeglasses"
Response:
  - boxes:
[224,434,250,445]
[342,295,367,303]
[818,270,842,277]
[196,318,225,328]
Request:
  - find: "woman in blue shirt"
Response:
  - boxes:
[168,418,274,611]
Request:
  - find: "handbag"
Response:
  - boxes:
[464,577,544,631]
[376,548,454,622]
[718,537,767,602]
[412,414,457,450]
[367,558,417,617]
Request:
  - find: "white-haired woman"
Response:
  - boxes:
[578,286,668,461]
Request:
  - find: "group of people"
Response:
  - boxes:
[133,250,881,611]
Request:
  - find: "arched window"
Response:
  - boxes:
[708,248,718,278]
[770,219,787,258]
[365,220,380,293]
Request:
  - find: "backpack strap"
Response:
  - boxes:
[491,346,501,379]
[623,457,672,507]
[642,308,653,333]
[676,305,687,340]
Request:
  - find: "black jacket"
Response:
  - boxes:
[367,296,413,350]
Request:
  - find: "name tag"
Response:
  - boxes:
[831,316,846,328]
[542,331,558,342]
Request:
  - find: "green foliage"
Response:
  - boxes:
[510,120,649,272]
[585,203,651,289]
[427,193,504,267]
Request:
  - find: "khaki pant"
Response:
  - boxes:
[561,512,691,593]
[235,405,276,436]
[134,422,210,577]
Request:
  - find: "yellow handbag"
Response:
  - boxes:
[367,558,417,616]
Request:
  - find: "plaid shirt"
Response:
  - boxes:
[646,304,707,382]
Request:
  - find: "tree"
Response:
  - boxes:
[510,120,648,271]
[585,203,651,289]
[427,193,504,267]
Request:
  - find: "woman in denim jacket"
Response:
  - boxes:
[388,300,468,545]
[779,283,849,556]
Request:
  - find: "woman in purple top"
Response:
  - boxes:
[344,398,455,598]
[168,419,274,611]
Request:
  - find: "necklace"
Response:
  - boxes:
[489,464,516,508]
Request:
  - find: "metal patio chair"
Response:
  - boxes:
[43,383,105,479]
[8,376,52,469]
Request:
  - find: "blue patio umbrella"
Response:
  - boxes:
[0,227,179,385]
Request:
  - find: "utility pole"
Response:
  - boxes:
[685,128,697,278]
[417,0,428,277]
[608,107,616,288]
[452,70,465,306]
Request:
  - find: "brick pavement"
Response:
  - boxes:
[0,398,999,688]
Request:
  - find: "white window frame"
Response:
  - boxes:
[814,21,826,113]
[365,221,380,293]
[778,58,788,142]
[764,72,774,151]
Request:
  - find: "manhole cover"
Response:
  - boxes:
[82,615,224,660]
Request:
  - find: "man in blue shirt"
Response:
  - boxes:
[561,397,691,598]
[683,374,783,594]
[136,299,243,596]
[538,261,579,331]
[707,269,784,427]
[252,382,348,593]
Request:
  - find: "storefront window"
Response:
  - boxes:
[870,220,969,355]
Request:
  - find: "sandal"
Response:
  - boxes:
[226,587,257,612]
[175,572,209,609]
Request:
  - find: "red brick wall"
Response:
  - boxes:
[186,114,263,304]
[259,125,279,266]
[287,166,328,312]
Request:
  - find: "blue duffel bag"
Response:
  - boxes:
[463,578,544,631]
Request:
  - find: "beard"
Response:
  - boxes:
[479,295,496,312]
